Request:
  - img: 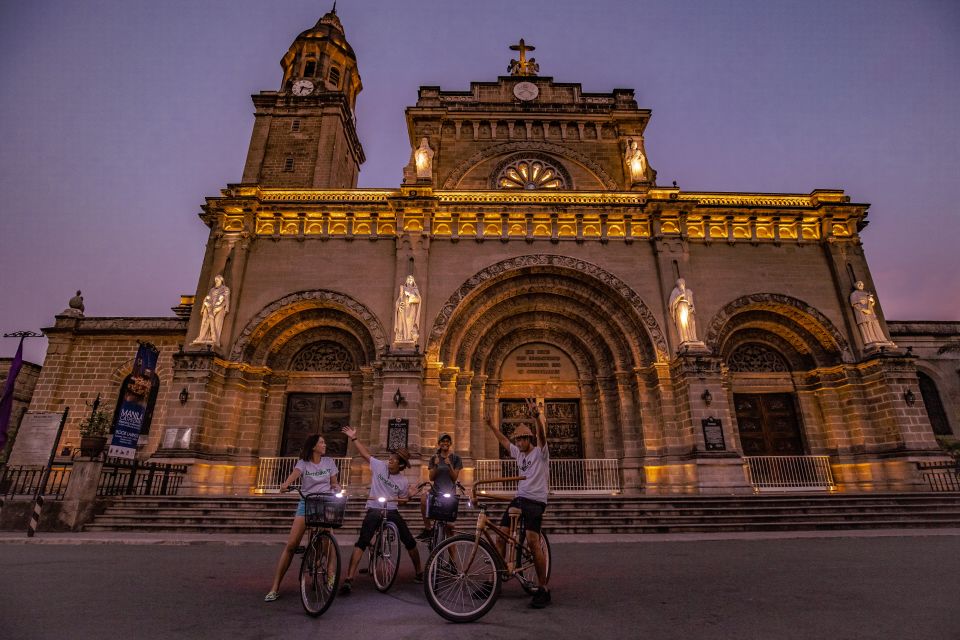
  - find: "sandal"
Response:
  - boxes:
[263,591,279,602]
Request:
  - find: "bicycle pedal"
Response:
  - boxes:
[359,567,368,574]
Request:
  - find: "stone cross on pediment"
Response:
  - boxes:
[508,38,539,76]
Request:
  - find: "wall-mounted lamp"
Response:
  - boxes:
[701,389,713,406]
[393,388,405,407]
[179,388,190,405]
[904,388,916,406]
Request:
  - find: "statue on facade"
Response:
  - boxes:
[62,290,85,317]
[625,138,647,183]
[414,137,434,180]
[394,274,422,345]
[669,278,705,348]
[193,274,231,348]
[849,280,895,349]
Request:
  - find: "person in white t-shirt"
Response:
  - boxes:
[484,397,552,608]
[264,433,340,602]
[338,425,422,594]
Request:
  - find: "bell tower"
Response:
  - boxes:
[241,7,365,188]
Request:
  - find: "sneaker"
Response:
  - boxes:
[415,528,433,541]
[326,572,337,591]
[338,580,352,596]
[530,587,551,609]
[413,572,424,584]
[263,591,279,602]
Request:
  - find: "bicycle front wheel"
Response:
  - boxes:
[299,530,340,617]
[372,521,401,592]
[518,531,551,595]
[424,534,502,623]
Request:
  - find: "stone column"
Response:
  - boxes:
[470,374,488,459]
[454,372,473,459]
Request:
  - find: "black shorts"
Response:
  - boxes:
[355,508,416,551]
[499,497,547,534]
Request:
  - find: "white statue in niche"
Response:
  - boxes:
[669,278,703,346]
[394,275,422,344]
[849,280,895,349]
[193,274,231,348]
[414,137,434,180]
[625,138,647,183]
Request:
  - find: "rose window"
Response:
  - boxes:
[496,158,567,190]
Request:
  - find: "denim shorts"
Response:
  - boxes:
[295,499,306,517]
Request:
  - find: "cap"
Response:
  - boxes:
[438,432,452,443]
[511,425,534,439]
[393,447,410,463]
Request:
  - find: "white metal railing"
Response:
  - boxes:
[744,455,835,493]
[475,458,621,495]
[255,457,353,494]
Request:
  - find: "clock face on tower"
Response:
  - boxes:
[513,81,539,102]
[292,79,315,96]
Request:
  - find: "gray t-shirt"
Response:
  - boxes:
[510,442,550,504]
[296,457,338,494]
[428,451,463,494]
[365,456,409,510]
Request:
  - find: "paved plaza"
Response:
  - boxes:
[1,530,958,639]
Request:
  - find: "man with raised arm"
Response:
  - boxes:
[483,397,552,608]
[338,425,422,594]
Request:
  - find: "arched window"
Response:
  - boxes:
[328,66,341,88]
[303,60,317,77]
[917,371,952,436]
[494,157,567,190]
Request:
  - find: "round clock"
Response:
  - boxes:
[513,81,539,102]
[292,79,315,96]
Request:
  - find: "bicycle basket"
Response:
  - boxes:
[303,493,347,528]
[426,491,459,522]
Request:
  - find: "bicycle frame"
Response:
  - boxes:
[463,476,530,578]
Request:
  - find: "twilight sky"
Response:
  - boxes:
[1,0,958,364]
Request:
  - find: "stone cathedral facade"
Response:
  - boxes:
[16,10,958,494]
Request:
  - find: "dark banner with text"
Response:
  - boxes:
[108,342,159,459]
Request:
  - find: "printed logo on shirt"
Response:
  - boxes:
[518,453,534,473]
[377,473,402,494]
[304,468,331,478]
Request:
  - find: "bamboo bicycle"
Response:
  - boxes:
[422,477,552,623]
[297,489,347,616]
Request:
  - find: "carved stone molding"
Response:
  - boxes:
[380,353,425,373]
[727,343,790,372]
[441,141,618,190]
[705,293,851,361]
[490,153,572,190]
[230,289,387,362]
[426,254,668,362]
[290,341,356,372]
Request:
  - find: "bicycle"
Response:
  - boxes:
[423,477,552,623]
[416,480,469,553]
[296,488,347,616]
[362,496,404,592]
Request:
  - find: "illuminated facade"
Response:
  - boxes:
[20,10,957,494]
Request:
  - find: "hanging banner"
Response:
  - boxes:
[108,342,160,459]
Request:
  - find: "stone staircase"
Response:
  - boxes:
[82,492,960,535]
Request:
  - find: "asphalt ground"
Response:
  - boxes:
[1,530,958,640]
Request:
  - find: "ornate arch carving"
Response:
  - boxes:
[490,152,572,189]
[427,255,668,362]
[705,293,851,363]
[727,342,790,372]
[230,289,386,362]
[441,141,618,190]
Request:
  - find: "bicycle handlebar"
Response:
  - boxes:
[470,476,526,502]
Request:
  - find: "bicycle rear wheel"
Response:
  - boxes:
[424,534,502,623]
[372,521,401,592]
[299,530,340,617]
[517,531,551,595]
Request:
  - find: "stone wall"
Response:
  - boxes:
[0,357,42,463]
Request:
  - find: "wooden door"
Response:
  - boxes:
[734,393,804,455]
[281,393,351,457]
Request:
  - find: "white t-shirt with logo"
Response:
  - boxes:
[366,456,409,510]
[509,442,550,504]
[296,457,338,494]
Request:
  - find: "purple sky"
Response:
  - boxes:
[1,0,958,365]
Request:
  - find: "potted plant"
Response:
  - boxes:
[78,407,112,457]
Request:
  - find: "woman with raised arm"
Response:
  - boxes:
[264,434,340,602]
[338,425,422,594]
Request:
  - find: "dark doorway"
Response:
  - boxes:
[498,398,582,458]
[734,393,804,455]
[281,393,351,457]
[917,372,952,436]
